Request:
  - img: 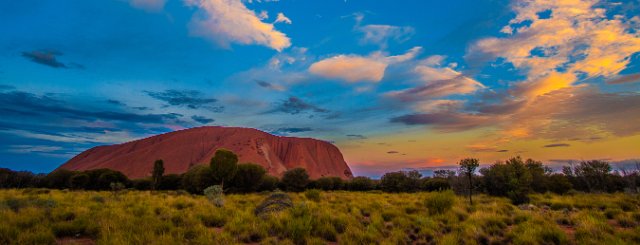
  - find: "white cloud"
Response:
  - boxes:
[354,13,414,48]
[308,47,422,83]
[275,13,292,24]
[186,0,292,51]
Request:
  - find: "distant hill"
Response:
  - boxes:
[58,126,353,179]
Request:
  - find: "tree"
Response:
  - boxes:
[315,176,344,190]
[158,174,182,190]
[232,163,266,192]
[96,170,129,190]
[69,173,90,189]
[281,168,309,192]
[182,165,215,194]
[258,175,279,191]
[210,149,238,189]
[380,172,409,192]
[348,176,374,191]
[547,174,572,194]
[44,169,76,189]
[574,160,612,192]
[525,159,550,193]
[151,159,165,190]
[459,158,479,205]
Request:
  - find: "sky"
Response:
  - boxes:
[1,0,640,177]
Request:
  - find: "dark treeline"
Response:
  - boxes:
[2,152,639,204]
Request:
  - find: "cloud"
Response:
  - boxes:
[346,134,367,140]
[607,73,640,84]
[186,0,292,51]
[309,47,422,83]
[358,24,414,48]
[391,0,640,142]
[274,13,292,24]
[255,80,286,91]
[269,127,312,135]
[0,84,15,91]
[128,0,166,12]
[353,13,414,48]
[391,112,491,132]
[0,90,183,145]
[106,99,125,106]
[385,55,484,101]
[544,143,570,148]
[21,50,67,68]
[145,89,223,111]
[468,0,640,98]
[386,76,484,101]
[387,150,399,154]
[191,115,214,124]
[273,96,328,115]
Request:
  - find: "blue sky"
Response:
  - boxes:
[1,0,640,177]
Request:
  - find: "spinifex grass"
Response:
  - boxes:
[0,189,638,244]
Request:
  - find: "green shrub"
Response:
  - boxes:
[304,189,321,202]
[425,191,455,215]
[255,191,293,216]
[281,168,309,192]
[204,185,224,207]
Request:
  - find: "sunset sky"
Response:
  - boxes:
[1,0,639,177]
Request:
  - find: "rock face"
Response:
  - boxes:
[58,126,353,180]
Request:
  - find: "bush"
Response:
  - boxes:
[380,172,409,192]
[158,174,182,190]
[204,185,224,207]
[347,176,374,191]
[232,163,266,192]
[69,173,90,189]
[281,168,309,192]
[304,189,321,202]
[181,165,215,194]
[425,190,455,215]
[421,177,450,191]
[258,175,279,191]
[254,191,293,216]
[44,169,75,189]
[315,177,343,190]
[132,178,153,190]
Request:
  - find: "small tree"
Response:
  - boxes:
[210,149,239,189]
[69,173,90,190]
[281,168,309,192]
[233,163,266,192]
[459,158,479,205]
[151,159,165,190]
[204,185,224,207]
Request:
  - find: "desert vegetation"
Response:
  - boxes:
[1,150,640,244]
[0,189,639,244]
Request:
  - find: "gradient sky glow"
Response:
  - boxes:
[1,0,639,177]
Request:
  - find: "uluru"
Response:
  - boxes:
[57,126,353,180]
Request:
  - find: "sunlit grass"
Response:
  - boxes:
[0,189,638,244]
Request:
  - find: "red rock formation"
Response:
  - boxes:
[58,126,353,179]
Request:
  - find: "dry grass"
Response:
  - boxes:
[0,189,638,244]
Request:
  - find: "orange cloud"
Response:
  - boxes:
[308,47,422,83]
